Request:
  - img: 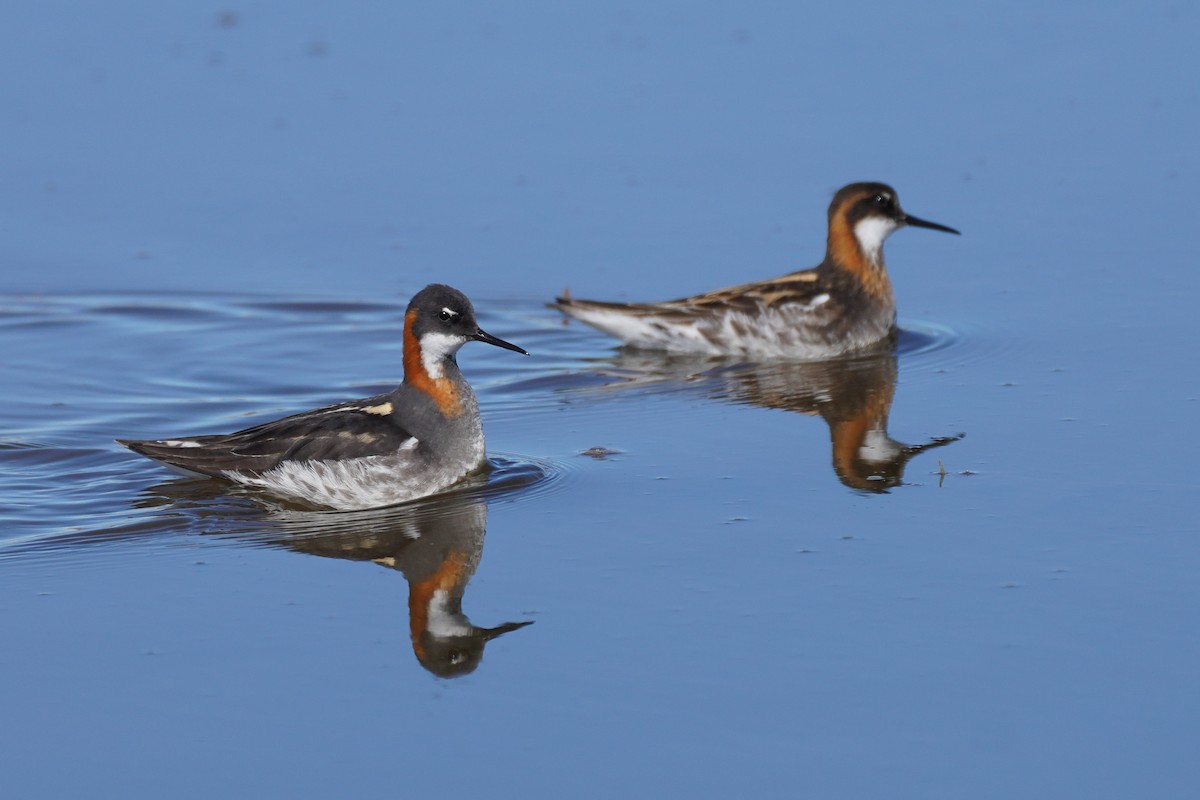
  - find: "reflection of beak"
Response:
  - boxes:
[904,432,965,456]
[478,619,535,640]
[903,214,961,235]
[473,327,529,355]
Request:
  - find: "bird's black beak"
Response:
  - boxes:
[474,328,529,355]
[903,214,961,235]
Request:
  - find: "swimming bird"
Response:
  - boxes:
[550,182,959,359]
[118,284,527,511]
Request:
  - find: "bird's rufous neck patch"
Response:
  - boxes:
[403,310,463,418]
[827,208,894,304]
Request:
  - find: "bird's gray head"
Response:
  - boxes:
[829,182,960,265]
[404,284,527,378]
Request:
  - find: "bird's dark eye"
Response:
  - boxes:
[873,194,890,207]
[439,309,453,321]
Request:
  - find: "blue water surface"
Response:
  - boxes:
[2,2,1198,798]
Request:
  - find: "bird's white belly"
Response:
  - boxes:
[577,304,892,359]
[225,450,484,511]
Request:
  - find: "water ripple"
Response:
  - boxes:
[0,450,569,570]
[0,291,976,569]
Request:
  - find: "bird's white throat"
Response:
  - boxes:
[854,216,899,265]
[419,332,467,379]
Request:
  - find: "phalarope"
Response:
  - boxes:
[118,284,527,511]
[550,182,959,359]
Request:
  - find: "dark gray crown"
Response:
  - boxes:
[407,283,480,339]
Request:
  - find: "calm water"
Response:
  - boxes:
[3,2,1199,798]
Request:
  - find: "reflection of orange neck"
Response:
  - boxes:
[827,215,893,305]
[829,380,894,489]
[403,310,463,418]
[408,550,469,663]
[831,414,871,484]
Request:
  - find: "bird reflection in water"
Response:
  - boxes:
[266,481,531,677]
[136,472,533,678]
[585,347,962,492]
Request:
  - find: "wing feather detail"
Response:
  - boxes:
[118,395,417,477]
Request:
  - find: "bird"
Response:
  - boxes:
[117,284,527,511]
[550,182,960,359]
